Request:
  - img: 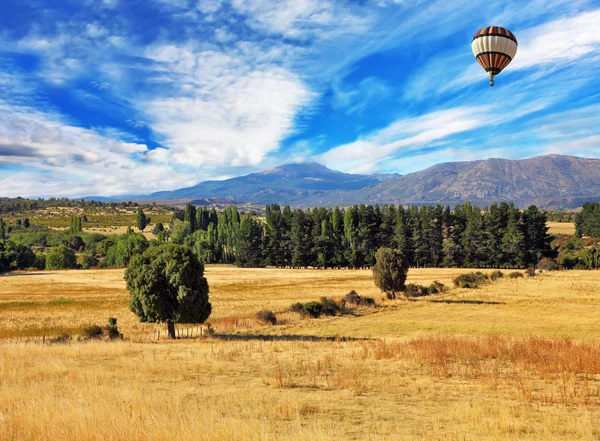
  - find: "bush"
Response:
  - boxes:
[105,317,122,339]
[429,281,447,294]
[290,303,305,314]
[404,284,430,297]
[256,310,277,325]
[45,245,77,270]
[77,253,99,269]
[343,290,362,306]
[537,257,559,271]
[82,325,104,340]
[489,270,504,280]
[320,297,341,316]
[303,301,324,318]
[508,271,524,279]
[526,267,536,277]
[386,292,396,300]
[453,272,489,289]
[32,252,46,270]
[49,333,72,344]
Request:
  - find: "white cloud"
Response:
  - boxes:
[317,107,492,172]
[231,0,369,40]
[141,44,314,168]
[0,102,201,197]
[511,9,600,71]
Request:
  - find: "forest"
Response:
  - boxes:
[172,202,554,269]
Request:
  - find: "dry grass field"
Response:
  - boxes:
[547,221,576,235]
[2,266,600,440]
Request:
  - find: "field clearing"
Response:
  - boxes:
[1,267,600,341]
[2,267,600,439]
[83,225,158,240]
[547,221,576,235]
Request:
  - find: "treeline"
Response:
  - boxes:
[575,202,600,237]
[0,202,557,273]
[173,202,553,269]
[0,197,164,215]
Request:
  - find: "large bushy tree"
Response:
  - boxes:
[45,245,77,270]
[372,247,409,295]
[125,244,211,338]
[0,239,35,272]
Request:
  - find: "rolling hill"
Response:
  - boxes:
[88,155,600,209]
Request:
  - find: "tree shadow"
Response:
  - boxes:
[211,333,372,342]
[427,299,505,305]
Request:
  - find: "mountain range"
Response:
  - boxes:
[88,154,600,209]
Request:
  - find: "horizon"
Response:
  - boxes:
[1,1,599,198]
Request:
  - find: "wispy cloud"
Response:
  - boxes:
[0,0,598,197]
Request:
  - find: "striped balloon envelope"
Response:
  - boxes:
[472,26,518,86]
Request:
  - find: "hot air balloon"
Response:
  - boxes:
[472,26,518,86]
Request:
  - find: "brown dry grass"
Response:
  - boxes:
[2,267,600,340]
[2,267,600,440]
[1,336,599,441]
[547,221,576,235]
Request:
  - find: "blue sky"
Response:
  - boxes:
[0,0,599,197]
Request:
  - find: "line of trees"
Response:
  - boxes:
[575,202,600,238]
[174,202,553,269]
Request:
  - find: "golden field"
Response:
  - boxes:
[1,266,600,440]
[547,221,576,235]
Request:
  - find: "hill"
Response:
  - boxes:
[87,154,600,209]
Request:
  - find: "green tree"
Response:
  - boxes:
[136,208,149,232]
[235,214,264,267]
[0,218,5,239]
[68,215,83,234]
[0,239,35,272]
[23,218,30,228]
[125,244,211,339]
[152,222,165,236]
[291,209,314,268]
[575,202,600,237]
[184,203,197,233]
[45,245,77,270]
[65,235,85,251]
[372,247,409,295]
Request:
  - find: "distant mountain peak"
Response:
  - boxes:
[260,162,339,176]
[93,154,600,209]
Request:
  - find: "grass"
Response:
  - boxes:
[547,221,576,235]
[1,266,600,439]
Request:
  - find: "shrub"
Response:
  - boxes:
[453,272,489,289]
[82,325,104,339]
[489,270,504,280]
[290,303,305,314]
[32,252,46,270]
[256,310,277,325]
[537,257,559,271]
[49,333,72,344]
[404,284,430,297]
[526,267,536,277]
[343,290,362,306]
[362,296,376,306]
[320,297,341,316]
[77,253,99,269]
[508,271,524,279]
[386,292,396,300]
[429,281,446,293]
[303,301,324,318]
[105,317,122,339]
[45,245,77,270]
